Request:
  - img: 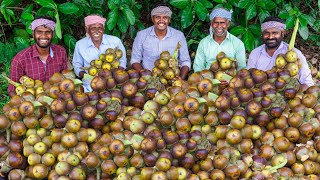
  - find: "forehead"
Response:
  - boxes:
[153,14,170,18]
[34,25,53,32]
[212,17,228,22]
[88,23,104,28]
[263,28,282,33]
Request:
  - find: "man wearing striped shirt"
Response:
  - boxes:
[130,3,191,80]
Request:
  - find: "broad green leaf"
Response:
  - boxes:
[83,74,94,80]
[275,0,282,4]
[213,0,226,3]
[199,0,213,8]
[22,4,34,13]
[258,9,270,23]
[230,26,245,36]
[6,9,14,16]
[298,15,308,27]
[117,14,128,33]
[181,6,193,29]
[136,20,145,30]
[90,0,105,7]
[221,74,232,82]
[319,0,320,12]
[63,34,77,50]
[73,0,90,7]
[121,5,135,25]
[1,0,14,7]
[107,8,119,30]
[36,0,57,9]
[54,12,62,39]
[237,0,252,8]
[299,14,315,26]
[187,39,200,46]
[246,4,257,21]
[248,24,261,36]
[286,16,295,29]
[108,0,119,9]
[169,0,190,9]
[298,26,309,40]
[25,21,32,34]
[242,30,255,51]
[278,9,289,19]
[58,2,79,14]
[13,28,30,39]
[14,37,30,49]
[21,12,33,21]
[194,2,208,21]
[260,0,276,10]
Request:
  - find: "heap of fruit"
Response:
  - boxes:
[152,43,181,86]
[82,47,123,76]
[210,51,237,81]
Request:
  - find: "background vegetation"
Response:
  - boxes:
[0,0,319,111]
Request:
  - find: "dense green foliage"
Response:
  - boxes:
[0,0,319,111]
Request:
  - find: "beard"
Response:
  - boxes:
[263,35,283,50]
[213,28,227,37]
[34,37,52,48]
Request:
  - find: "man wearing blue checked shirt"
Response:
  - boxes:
[130,3,191,80]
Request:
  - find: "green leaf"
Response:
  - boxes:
[299,14,315,27]
[63,34,77,50]
[238,0,252,8]
[117,14,128,33]
[36,0,57,9]
[221,74,232,82]
[22,4,34,13]
[5,9,14,16]
[121,5,135,25]
[1,0,14,7]
[248,24,261,36]
[319,0,320,12]
[181,6,193,29]
[278,9,289,19]
[21,12,33,21]
[230,26,246,36]
[298,14,308,27]
[108,0,119,9]
[90,0,105,7]
[194,2,208,21]
[54,12,62,39]
[169,0,190,9]
[187,39,199,46]
[83,74,94,80]
[14,37,30,49]
[58,2,79,14]
[258,9,270,23]
[199,0,213,8]
[298,26,309,40]
[260,0,276,10]
[107,8,119,31]
[246,4,257,21]
[13,28,30,39]
[73,0,90,7]
[275,0,282,4]
[286,16,295,29]
[242,30,255,51]
[212,0,226,3]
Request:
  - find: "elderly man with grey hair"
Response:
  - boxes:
[193,7,246,79]
[130,3,191,80]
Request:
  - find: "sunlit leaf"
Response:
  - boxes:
[298,26,309,40]
[107,8,119,30]
[181,6,193,29]
[170,0,190,9]
[194,1,208,21]
[58,2,79,14]
[246,4,257,21]
[230,26,245,36]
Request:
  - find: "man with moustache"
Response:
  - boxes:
[130,3,191,80]
[247,16,314,89]
[193,7,246,77]
[8,16,68,97]
[72,14,127,92]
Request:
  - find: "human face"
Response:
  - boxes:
[86,23,104,44]
[33,25,53,48]
[262,28,284,50]
[152,14,170,32]
[211,17,230,37]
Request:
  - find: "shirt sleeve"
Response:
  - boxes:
[8,57,24,93]
[72,42,85,77]
[296,49,314,86]
[178,32,191,69]
[235,41,247,70]
[117,39,127,69]
[193,40,206,72]
[130,31,143,65]
[247,52,256,69]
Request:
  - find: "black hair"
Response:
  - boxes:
[34,15,56,23]
[262,16,284,24]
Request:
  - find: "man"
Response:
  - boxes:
[248,16,314,89]
[193,7,246,75]
[72,14,127,92]
[8,16,68,96]
[130,4,191,80]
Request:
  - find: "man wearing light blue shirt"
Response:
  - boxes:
[130,4,191,80]
[72,14,126,92]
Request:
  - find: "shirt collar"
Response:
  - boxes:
[32,44,54,58]
[210,31,230,43]
[150,26,172,39]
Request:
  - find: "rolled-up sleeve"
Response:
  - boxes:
[296,49,314,86]
[72,42,84,77]
[178,33,191,69]
[130,32,143,65]
[193,40,206,72]
[235,41,247,70]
